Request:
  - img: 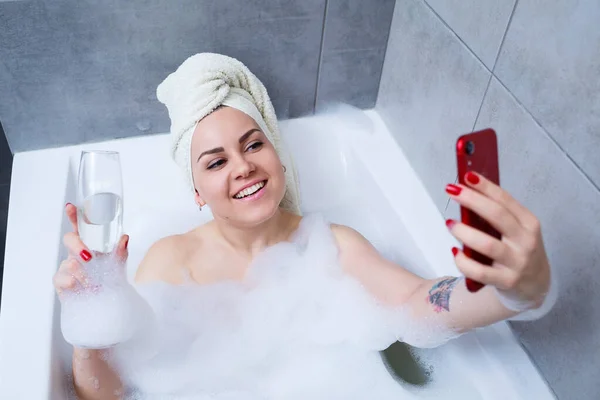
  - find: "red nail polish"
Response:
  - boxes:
[65,202,72,208]
[445,219,456,229]
[124,236,129,249]
[445,184,462,196]
[451,247,459,256]
[465,171,480,185]
[80,249,92,262]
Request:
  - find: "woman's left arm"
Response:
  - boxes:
[335,171,552,334]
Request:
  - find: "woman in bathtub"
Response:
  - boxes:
[54,53,553,400]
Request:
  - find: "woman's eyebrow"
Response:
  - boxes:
[238,128,261,143]
[196,129,261,162]
[197,147,224,162]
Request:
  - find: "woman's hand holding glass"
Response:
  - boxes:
[53,203,129,298]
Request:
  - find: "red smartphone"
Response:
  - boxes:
[456,128,501,292]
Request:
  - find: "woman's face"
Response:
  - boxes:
[190,106,286,226]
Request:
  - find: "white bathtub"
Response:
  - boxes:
[0,108,554,399]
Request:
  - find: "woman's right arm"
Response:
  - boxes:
[70,347,124,399]
[54,204,128,399]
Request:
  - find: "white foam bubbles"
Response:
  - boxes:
[92,214,479,399]
[61,254,155,349]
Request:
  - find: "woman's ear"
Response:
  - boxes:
[194,189,206,208]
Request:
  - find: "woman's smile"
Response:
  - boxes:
[233,180,268,201]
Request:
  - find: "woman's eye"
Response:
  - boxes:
[246,141,263,152]
[207,159,226,169]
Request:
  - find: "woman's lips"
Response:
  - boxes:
[234,180,267,202]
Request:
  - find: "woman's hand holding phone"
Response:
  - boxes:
[445,171,551,309]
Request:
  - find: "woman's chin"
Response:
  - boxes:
[227,196,281,226]
[245,203,281,224]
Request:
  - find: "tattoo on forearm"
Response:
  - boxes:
[427,277,460,313]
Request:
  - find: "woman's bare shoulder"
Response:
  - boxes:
[329,223,368,249]
[329,223,399,273]
[134,231,200,284]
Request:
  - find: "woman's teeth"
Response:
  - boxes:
[234,181,265,199]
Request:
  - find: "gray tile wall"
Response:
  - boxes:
[377,0,600,398]
[424,0,516,69]
[475,79,600,399]
[0,0,395,153]
[494,0,600,189]
[377,0,490,212]
[315,0,396,110]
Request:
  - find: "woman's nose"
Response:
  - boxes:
[232,155,255,178]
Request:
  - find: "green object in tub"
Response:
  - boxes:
[381,341,432,386]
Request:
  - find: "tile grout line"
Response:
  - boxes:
[420,0,493,75]
[420,0,496,214]
[374,0,398,108]
[488,0,600,194]
[470,77,494,134]
[473,0,519,134]
[468,0,519,134]
[328,46,387,55]
[313,0,330,113]
[494,76,600,194]
[445,0,521,213]
[444,73,493,213]
[445,77,491,213]
[490,0,519,73]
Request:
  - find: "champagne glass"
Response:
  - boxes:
[62,150,137,349]
[77,150,123,254]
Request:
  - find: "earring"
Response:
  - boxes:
[283,165,287,173]
[198,205,202,211]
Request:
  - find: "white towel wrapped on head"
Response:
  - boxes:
[156,53,301,215]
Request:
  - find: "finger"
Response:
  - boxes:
[462,171,540,233]
[65,203,79,234]
[115,234,129,263]
[63,258,90,287]
[53,272,78,296]
[63,232,93,262]
[453,248,518,290]
[54,259,86,295]
[446,220,519,267]
[446,183,525,240]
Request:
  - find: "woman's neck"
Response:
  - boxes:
[213,209,299,257]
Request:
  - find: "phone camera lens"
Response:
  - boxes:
[466,141,475,155]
